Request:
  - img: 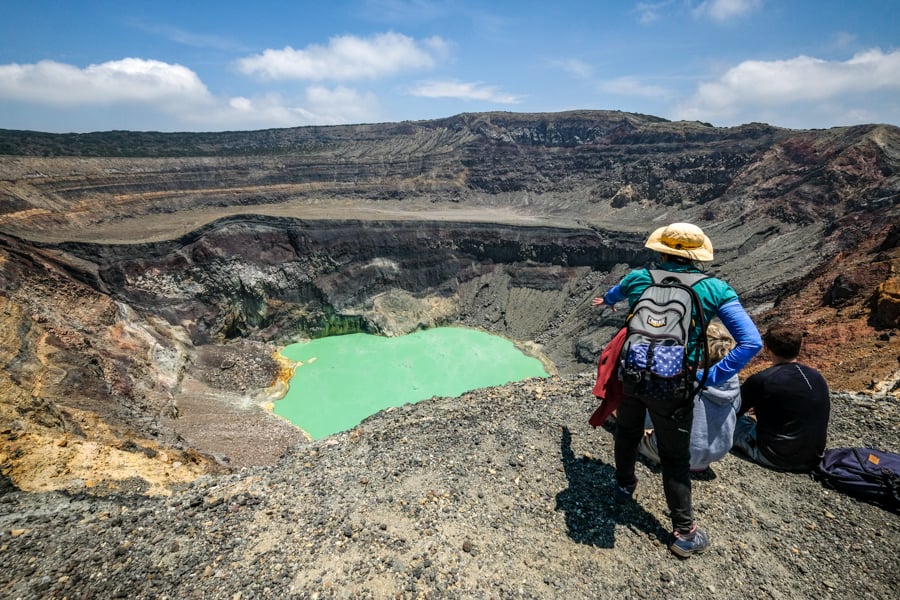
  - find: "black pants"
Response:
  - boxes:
[614,392,694,534]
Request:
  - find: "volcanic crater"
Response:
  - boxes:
[1,110,898,493]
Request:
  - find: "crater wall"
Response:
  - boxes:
[51,216,646,368]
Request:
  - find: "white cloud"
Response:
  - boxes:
[551,58,594,80]
[0,58,212,107]
[182,93,315,129]
[599,77,670,98]
[831,32,857,50]
[128,19,242,51]
[692,0,762,22]
[235,32,447,81]
[177,86,381,129]
[360,0,449,23]
[0,56,383,130]
[303,85,382,124]
[636,1,675,24]
[673,48,900,126]
[408,79,521,103]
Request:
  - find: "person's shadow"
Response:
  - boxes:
[554,426,667,548]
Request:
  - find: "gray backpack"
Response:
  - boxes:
[619,269,709,404]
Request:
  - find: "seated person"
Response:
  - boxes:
[638,322,743,472]
[732,324,830,472]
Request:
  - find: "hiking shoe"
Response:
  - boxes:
[690,466,716,481]
[670,526,710,558]
[614,480,637,504]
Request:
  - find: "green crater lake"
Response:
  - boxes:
[275,327,549,440]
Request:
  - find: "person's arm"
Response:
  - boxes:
[600,284,625,306]
[703,298,763,386]
[738,375,761,416]
[593,269,647,309]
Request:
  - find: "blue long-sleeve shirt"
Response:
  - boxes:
[603,266,762,385]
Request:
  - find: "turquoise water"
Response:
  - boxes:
[275,327,548,439]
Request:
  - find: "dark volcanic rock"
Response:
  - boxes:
[57,217,642,349]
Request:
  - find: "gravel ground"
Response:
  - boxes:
[1,372,898,599]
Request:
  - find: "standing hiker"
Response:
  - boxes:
[592,222,762,558]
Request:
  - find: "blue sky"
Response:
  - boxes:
[1,0,898,133]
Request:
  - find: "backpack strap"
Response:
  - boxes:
[689,284,710,400]
[648,269,709,288]
[881,468,900,508]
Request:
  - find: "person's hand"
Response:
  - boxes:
[592,297,615,311]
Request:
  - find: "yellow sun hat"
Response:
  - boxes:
[644,222,714,262]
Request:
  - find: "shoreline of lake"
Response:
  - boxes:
[273,326,551,439]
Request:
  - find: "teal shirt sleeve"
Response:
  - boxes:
[692,277,739,322]
[604,269,652,308]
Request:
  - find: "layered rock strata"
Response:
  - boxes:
[0,110,898,495]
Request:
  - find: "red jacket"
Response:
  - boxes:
[589,327,627,427]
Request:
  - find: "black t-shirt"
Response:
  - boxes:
[739,362,830,471]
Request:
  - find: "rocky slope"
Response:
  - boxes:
[1,375,897,599]
[0,110,898,597]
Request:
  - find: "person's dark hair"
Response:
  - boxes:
[763,324,802,359]
[658,252,693,266]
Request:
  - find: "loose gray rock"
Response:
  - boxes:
[1,375,897,599]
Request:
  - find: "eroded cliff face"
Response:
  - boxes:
[66,218,636,343]
[0,110,898,495]
[0,234,216,494]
